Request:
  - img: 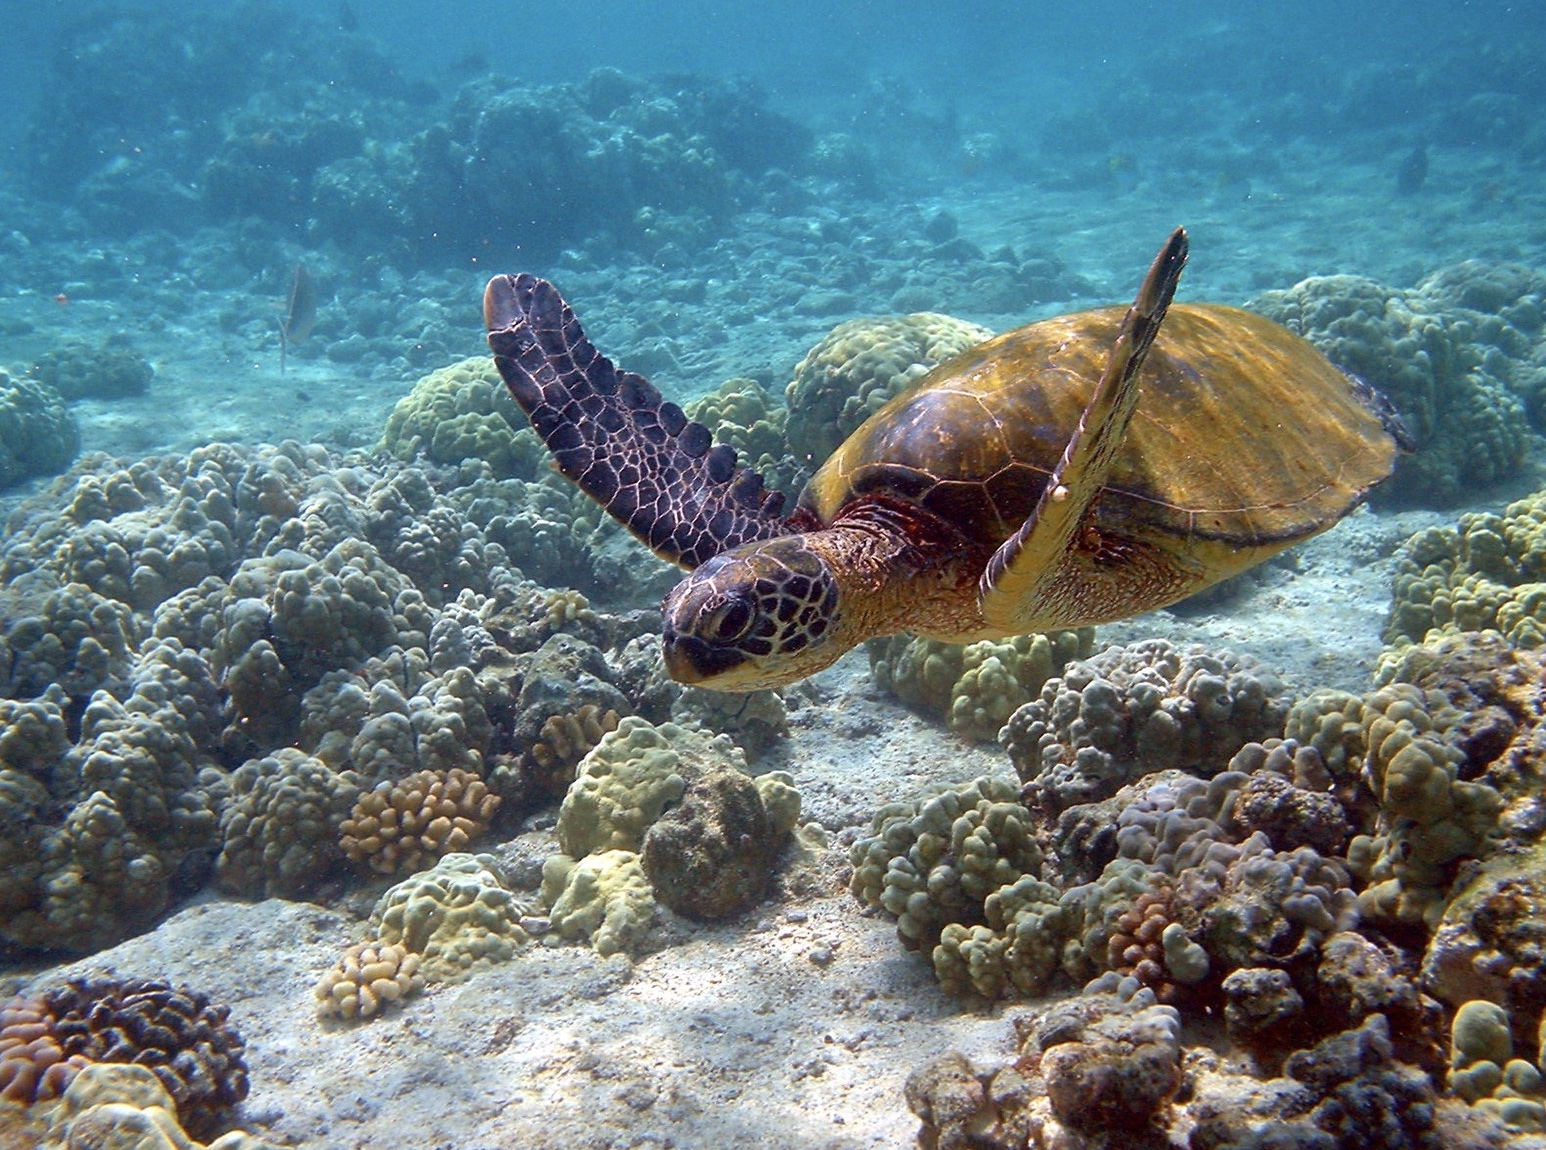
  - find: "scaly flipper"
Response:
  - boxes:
[485,274,793,570]
[978,227,1189,630]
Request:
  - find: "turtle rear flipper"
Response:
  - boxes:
[485,274,792,570]
[978,227,1189,630]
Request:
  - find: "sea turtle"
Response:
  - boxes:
[485,228,1408,692]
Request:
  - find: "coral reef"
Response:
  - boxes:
[869,629,1096,743]
[313,942,424,1022]
[216,748,359,898]
[783,312,993,463]
[1002,639,1292,811]
[909,989,1487,1149]
[28,339,155,401]
[339,767,500,876]
[1385,488,1546,650]
[0,370,78,490]
[0,431,730,953]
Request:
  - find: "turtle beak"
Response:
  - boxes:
[660,626,745,685]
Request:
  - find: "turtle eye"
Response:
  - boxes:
[702,595,754,644]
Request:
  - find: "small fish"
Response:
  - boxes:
[1397,144,1428,195]
[279,263,317,375]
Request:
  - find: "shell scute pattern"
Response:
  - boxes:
[806,304,1397,552]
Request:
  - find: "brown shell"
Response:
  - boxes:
[799,303,1400,550]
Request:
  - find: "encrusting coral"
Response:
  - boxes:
[34,1061,279,1150]
[28,338,155,401]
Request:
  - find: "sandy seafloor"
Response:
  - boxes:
[3,128,1546,1147]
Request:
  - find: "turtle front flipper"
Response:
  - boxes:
[978,227,1189,631]
[485,274,793,570]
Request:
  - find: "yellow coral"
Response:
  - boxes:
[339,767,500,876]
[314,941,424,1021]
[541,848,655,957]
[373,853,530,979]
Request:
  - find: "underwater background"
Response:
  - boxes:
[3,1,1546,1147]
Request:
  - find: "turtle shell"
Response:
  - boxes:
[800,303,1401,550]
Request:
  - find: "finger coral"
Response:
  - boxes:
[339,767,500,876]
[313,941,424,1021]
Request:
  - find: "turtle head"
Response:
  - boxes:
[661,536,845,691]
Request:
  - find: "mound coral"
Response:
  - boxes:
[0,369,78,490]
[784,312,992,463]
[542,717,801,951]
[1002,639,1291,811]
[379,356,542,477]
[1385,487,1546,650]
[868,628,1096,742]
[683,376,802,498]
[373,852,532,979]
[28,338,154,401]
